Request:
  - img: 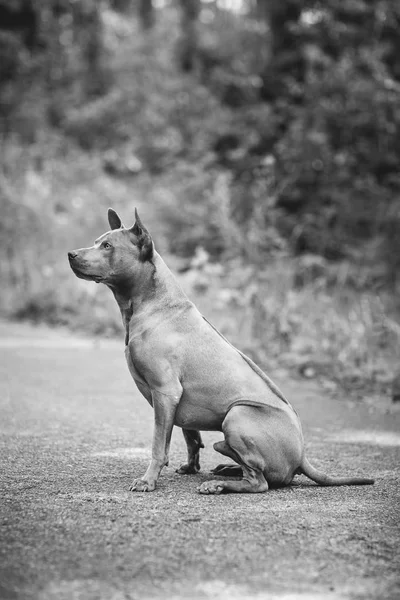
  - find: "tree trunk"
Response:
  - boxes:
[179,0,200,72]
[259,0,304,102]
[139,0,154,30]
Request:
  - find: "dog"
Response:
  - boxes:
[68,208,374,494]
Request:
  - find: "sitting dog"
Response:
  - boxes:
[68,208,374,494]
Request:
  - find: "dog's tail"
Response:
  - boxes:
[299,457,374,486]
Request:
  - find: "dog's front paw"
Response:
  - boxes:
[198,480,224,495]
[176,462,200,475]
[129,478,156,492]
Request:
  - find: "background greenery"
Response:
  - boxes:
[1,0,399,397]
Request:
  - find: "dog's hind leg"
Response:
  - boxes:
[176,429,204,474]
[210,441,243,477]
[199,407,269,494]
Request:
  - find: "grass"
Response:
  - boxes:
[251,264,399,396]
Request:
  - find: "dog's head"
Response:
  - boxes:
[68,208,154,288]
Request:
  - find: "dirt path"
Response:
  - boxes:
[0,320,399,600]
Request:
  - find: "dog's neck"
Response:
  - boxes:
[108,252,190,345]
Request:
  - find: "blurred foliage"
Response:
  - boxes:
[1,0,400,394]
[1,1,399,276]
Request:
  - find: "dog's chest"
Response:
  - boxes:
[124,345,147,385]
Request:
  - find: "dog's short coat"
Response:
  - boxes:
[68,209,374,493]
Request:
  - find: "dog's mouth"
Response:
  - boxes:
[69,262,103,283]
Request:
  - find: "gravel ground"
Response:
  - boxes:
[0,321,399,600]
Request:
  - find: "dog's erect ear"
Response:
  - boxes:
[130,208,154,261]
[108,208,123,230]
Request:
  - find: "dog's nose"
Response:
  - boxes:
[68,251,78,261]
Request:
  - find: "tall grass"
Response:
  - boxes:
[209,259,400,396]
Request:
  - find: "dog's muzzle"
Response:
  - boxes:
[68,252,103,283]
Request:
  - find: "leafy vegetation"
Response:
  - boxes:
[1,0,399,397]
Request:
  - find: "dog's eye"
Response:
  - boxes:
[102,242,112,249]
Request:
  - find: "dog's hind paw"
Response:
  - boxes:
[129,478,155,492]
[198,480,224,495]
[211,463,243,477]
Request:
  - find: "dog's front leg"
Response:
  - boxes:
[130,390,180,492]
[176,429,204,474]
